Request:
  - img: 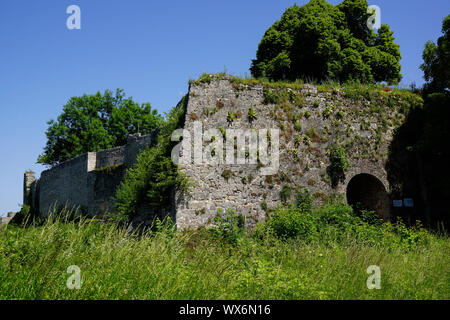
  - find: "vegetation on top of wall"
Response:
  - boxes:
[111,72,424,221]
[193,73,422,106]
[94,164,124,175]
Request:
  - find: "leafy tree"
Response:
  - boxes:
[250,0,402,84]
[38,89,163,166]
[420,14,450,93]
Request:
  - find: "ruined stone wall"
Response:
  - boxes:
[96,146,125,169]
[27,133,158,217]
[38,153,96,215]
[24,76,421,229]
[175,76,417,230]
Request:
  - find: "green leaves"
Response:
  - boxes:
[327,144,349,188]
[114,95,190,220]
[420,14,450,92]
[251,0,402,84]
[38,89,163,166]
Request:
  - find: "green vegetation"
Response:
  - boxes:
[221,168,233,181]
[305,128,321,142]
[227,111,236,123]
[280,184,292,203]
[1,203,448,300]
[250,0,402,84]
[327,144,350,187]
[248,107,258,122]
[420,14,450,93]
[114,95,190,221]
[38,89,162,166]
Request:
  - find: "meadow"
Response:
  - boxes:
[0,202,448,300]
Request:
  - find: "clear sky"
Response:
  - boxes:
[0,0,449,216]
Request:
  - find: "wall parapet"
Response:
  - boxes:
[26,132,158,217]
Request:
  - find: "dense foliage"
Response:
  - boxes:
[250,0,402,84]
[386,15,450,228]
[420,14,450,93]
[38,89,163,166]
[114,95,189,220]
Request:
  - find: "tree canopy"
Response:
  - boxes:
[38,89,163,166]
[420,14,450,93]
[250,0,402,84]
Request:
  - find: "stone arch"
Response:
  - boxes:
[346,173,390,220]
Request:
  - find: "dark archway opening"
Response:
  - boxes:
[346,174,390,221]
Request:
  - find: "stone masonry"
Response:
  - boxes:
[24,75,420,229]
[25,132,158,217]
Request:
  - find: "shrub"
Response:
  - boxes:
[248,107,257,122]
[114,95,190,220]
[305,128,321,142]
[294,120,302,132]
[280,184,292,203]
[221,169,233,181]
[264,206,318,242]
[313,202,356,233]
[294,188,312,213]
[327,144,349,187]
[227,111,236,123]
[304,110,311,119]
[211,208,245,245]
[263,88,279,104]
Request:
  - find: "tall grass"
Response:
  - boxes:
[0,206,448,300]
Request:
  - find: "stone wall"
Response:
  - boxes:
[38,152,96,215]
[26,133,158,217]
[24,75,421,230]
[96,146,125,169]
[174,76,416,230]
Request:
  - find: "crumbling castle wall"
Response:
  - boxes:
[25,133,158,217]
[174,76,417,229]
[24,76,421,229]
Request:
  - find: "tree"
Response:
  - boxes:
[38,89,163,166]
[250,0,402,84]
[420,15,450,93]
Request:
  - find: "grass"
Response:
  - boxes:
[0,204,448,300]
[191,72,423,101]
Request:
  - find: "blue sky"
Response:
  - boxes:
[0,0,449,216]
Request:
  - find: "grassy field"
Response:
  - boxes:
[0,205,448,300]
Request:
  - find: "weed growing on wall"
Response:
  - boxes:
[114,95,190,220]
[327,144,349,188]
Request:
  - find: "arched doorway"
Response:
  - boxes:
[346,173,390,220]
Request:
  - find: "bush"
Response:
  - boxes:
[313,202,355,225]
[327,144,349,187]
[211,208,245,245]
[294,188,312,213]
[280,184,292,203]
[264,206,318,242]
[262,88,279,104]
[114,95,190,220]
